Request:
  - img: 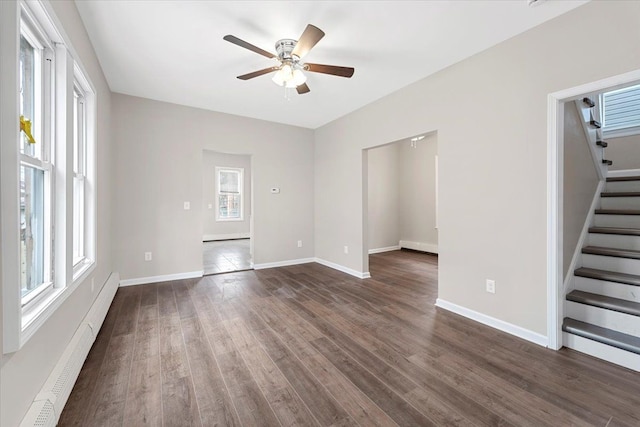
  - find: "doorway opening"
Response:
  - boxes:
[363,131,438,276]
[202,149,253,275]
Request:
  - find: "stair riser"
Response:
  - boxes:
[573,276,640,303]
[594,214,640,229]
[588,233,640,251]
[601,197,640,210]
[563,332,640,372]
[582,253,640,276]
[606,181,640,192]
[565,301,640,338]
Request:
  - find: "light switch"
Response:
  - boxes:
[184,201,190,210]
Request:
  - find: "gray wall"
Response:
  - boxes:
[367,144,400,250]
[113,94,315,280]
[202,150,251,240]
[607,134,640,171]
[399,135,438,249]
[314,1,640,336]
[563,102,600,278]
[1,2,114,426]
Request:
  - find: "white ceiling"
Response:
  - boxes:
[75,0,588,129]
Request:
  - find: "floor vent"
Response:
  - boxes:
[19,272,119,427]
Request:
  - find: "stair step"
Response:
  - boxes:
[596,140,608,148]
[601,192,640,198]
[595,209,640,215]
[574,267,640,287]
[582,246,640,260]
[567,290,640,317]
[607,176,640,182]
[589,226,640,236]
[563,318,640,355]
[582,97,595,108]
[590,120,602,129]
[602,159,613,166]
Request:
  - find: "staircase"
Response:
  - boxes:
[562,175,640,370]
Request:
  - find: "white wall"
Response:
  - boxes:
[113,94,315,280]
[0,2,114,426]
[607,134,640,171]
[314,1,640,336]
[563,102,599,278]
[399,135,438,251]
[367,144,400,250]
[202,150,251,240]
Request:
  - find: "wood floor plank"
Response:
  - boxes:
[62,251,640,427]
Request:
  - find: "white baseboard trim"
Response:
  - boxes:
[20,272,120,427]
[563,332,640,372]
[314,258,370,279]
[119,270,203,287]
[399,240,438,254]
[253,258,315,270]
[203,232,250,241]
[368,245,401,255]
[607,168,640,178]
[435,298,548,347]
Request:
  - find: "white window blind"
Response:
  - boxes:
[602,84,640,136]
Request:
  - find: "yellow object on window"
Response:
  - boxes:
[20,115,36,144]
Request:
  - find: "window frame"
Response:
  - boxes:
[601,84,640,139]
[18,9,55,312]
[215,167,244,222]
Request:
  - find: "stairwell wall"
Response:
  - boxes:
[607,134,640,171]
[563,102,600,278]
[314,0,640,336]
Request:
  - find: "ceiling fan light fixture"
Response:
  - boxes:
[272,63,306,88]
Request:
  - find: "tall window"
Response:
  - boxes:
[73,84,86,267]
[216,167,243,221]
[19,18,53,306]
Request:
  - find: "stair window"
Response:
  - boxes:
[602,84,640,138]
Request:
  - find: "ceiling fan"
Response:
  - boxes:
[223,24,355,95]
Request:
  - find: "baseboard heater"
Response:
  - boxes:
[19,272,120,427]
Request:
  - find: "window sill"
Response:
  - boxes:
[20,261,96,348]
[216,218,245,222]
[603,126,640,139]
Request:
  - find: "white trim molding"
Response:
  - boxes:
[119,270,203,287]
[253,258,314,270]
[314,258,371,279]
[203,232,250,241]
[399,240,438,254]
[368,245,401,255]
[436,298,548,347]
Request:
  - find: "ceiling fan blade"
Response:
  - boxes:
[305,63,355,78]
[237,67,280,80]
[296,83,310,94]
[291,24,325,59]
[223,35,276,59]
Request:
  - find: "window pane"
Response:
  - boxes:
[219,170,239,193]
[20,165,45,297]
[73,176,85,263]
[218,194,241,219]
[73,91,79,173]
[19,35,36,157]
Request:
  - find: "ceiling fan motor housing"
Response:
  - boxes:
[275,39,298,62]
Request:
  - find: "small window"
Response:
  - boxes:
[216,167,243,221]
[602,84,640,138]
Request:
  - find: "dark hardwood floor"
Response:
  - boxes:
[59,250,640,426]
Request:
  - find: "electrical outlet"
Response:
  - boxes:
[344,246,349,254]
[184,201,190,210]
[145,252,152,261]
[208,203,212,209]
[486,279,496,294]
[297,240,303,248]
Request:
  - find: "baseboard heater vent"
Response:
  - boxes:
[19,272,120,427]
